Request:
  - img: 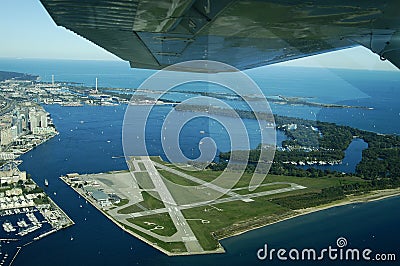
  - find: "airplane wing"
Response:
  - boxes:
[40,0,400,71]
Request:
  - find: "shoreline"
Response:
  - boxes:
[59,175,224,256]
[1,164,75,266]
[219,188,400,241]
[59,171,400,255]
[0,119,73,265]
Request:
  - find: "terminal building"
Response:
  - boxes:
[83,186,112,208]
[92,190,112,208]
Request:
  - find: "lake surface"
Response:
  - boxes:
[6,104,396,266]
[299,138,368,173]
[0,59,399,265]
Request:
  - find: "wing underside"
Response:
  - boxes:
[40,0,400,71]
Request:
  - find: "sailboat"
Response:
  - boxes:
[44,179,49,187]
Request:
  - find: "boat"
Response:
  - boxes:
[2,221,16,232]
[17,224,41,236]
[44,179,49,186]
[17,219,28,228]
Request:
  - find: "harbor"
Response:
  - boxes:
[0,166,74,266]
[0,72,78,265]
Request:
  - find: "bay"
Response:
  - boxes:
[1,58,399,265]
[11,104,399,266]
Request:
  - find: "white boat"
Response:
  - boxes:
[17,219,28,228]
[17,224,41,236]
[2,221,15,232]
[44,179,49,186]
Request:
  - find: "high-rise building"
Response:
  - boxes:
[10,126,17,140]
[29,112,39,132]
[22,109,29,129]
[40,112,48,128]
[17,116,23,135]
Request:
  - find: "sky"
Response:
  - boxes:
[0,0,398,71]
[0,0,120,61]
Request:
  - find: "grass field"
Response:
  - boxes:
[234,183,291,195]
[114,198,129,207]
[151,156,364,193]
[161,167,364,249]
[158,170,199,186]
[134,172,155,189]
[118,157,370,253]
[127,213,177,237]
[120,222,187,253]
[117,191,165,214]
[183,199,291,250]
[137,162,147,171]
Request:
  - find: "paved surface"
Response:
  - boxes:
[153,161,245,199]
[72,157,307,254]
[140,156,203,253]
[130,182,306,217]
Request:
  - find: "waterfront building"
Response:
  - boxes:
[29,110,52,134]
[39,111,48,128]
[29,112,39,132]
[16,117,23,135]
[0,169,27,185]
[92,190,112,207]
[32,126,56,135]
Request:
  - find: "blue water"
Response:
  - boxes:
[299,138,368,173]
[1,58,399,134]
[10,104,399,266]
[0,211,52,265]
[0,59,399,265]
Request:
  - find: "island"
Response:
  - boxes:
[2,70,399,257]
[59,111,400,255]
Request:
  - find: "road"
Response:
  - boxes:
[0,96,16,116]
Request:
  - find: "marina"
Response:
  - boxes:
[0,172,74,266]
[0,201,73,265]
[0,53,398,266]
[2,222,15,233]
[16,219,27,229]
